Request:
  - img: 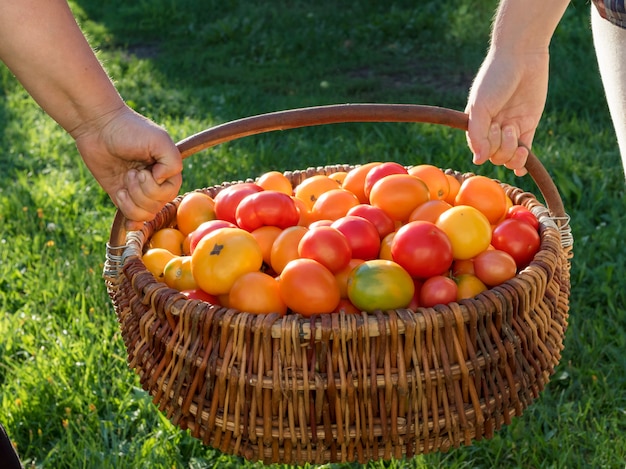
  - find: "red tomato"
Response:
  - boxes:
[331,215,381,260]
[235,190,300,231]
[189,219,237,253]
[213,182,263,224]
[297,226,352,273]
[181,288,220,304]
[363,162,408,200]
[473,249,518,287]
[491,218,541,269]
[391,221,453,278]
[506,205,539,231]
[419,275,458,307]
[346,204,396,239]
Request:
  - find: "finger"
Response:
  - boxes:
[504,145,529,171]
[490,125,518,166]
[114,170,163,223]
[149,139,183,185]
[465,105,493,165]
[487,123,502,162]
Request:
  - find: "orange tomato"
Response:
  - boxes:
[454,175,508,225]
[407,164,450,200]
[293,175,340,211]
[278,258,341,315]
[435,205,492,260]
[455,273,488,301]
[334,258,365,298]
[143,248,177,282]
[256,170,293,195]
[269,225,308,274]
[378,231,396,261]
[329,171,348,185]
[163,255,198,291]
[191,227,263,295]
[444,174,461,205]
[228,271,287,315]
[149,227,186,256]
[341,162,382,204]
[311,188,360,221]
[408,199,452,224]
[291,196,317,227]
[251,225,283,266]
[369,174,430,222]
[176,192,216,236]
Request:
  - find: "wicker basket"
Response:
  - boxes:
[104,104,573,465]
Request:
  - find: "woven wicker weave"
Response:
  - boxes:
[104,104,572,465]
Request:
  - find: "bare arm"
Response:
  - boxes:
[0,0,182,228]
[465,0,570,175]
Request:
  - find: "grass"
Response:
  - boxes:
[1,0,625,468]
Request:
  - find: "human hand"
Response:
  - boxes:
[71,105,183,231]
[465,50,550,176]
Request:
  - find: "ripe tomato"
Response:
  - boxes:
[149,227,186,256]
[189,219,237,253]
[334,258,365,298]
[191,227,263,295]
[435,205,492,260]
[311,188,360,221]
[369,173,430,222]
[270,225,309,274]
[444,174,461,205]
[293,175,340,211]
[391,221,453,278]
[181,288,219,304]
[454,175,508,225]
[143,248,177,282]
[455,273,488,300]
[279,258,341,315]
[235,190,299,231]
[297,226,352,273]
[378,231,396,261]
[228,271,287,315]
[347,259,415,312]
[256,170,293,195]
[250,225,283,266]
[408,199,452,224]
[407,164,450,201]
[341,162,382,204]
[506,205,539,231]
[491,218,541,269]
[363,161,408,199]
[213,182,263,224]
[333,298,361,315]
[163,255,198,291]
[346,204,396,239]
[419,275,458,308]
[176,192,216,236]
[473,249,517,287]
[331,215,381,260]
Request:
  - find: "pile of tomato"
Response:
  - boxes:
[142,162,541,317]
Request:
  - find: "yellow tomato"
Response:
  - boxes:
[163,255,198,291]
[191,227,263,295]
[435,205,492,260]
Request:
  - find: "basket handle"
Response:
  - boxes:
[108,103,567,247]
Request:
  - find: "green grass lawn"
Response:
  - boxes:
[1,1,625,468]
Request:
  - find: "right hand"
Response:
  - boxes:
[465,49,551,176]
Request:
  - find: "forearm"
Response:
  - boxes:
[0,0,125,136]
[490,0,570,53]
